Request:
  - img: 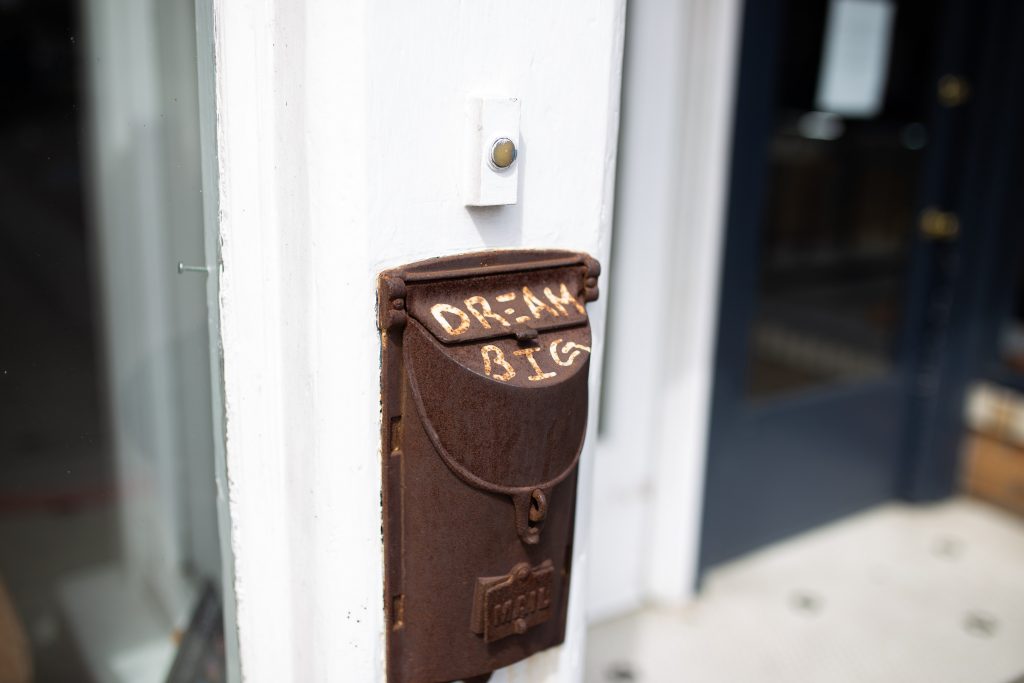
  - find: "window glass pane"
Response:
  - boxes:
[746,1,937,399]
[0,2,227,681]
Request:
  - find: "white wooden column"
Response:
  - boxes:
[196,1,625,680]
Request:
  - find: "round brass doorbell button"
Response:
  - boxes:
[489,137,517,170]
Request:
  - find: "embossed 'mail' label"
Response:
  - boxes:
[470,561,554,643]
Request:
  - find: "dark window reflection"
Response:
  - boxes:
[0,2,112,680]
[746,1,938,398]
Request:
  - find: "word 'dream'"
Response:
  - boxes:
[430,283,585,336]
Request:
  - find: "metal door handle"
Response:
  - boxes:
[919,207,960,241]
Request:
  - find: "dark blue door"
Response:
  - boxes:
[700,0,1024,572]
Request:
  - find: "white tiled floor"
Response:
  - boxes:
[586,498,1024,683]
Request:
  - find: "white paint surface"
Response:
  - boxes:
[587,498,1024,683]
[645,0,742,605]
[200,0,626,680]
[588,0,742,620]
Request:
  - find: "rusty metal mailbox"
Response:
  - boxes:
[378,250,600,682]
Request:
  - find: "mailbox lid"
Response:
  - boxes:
[404,258,593,346]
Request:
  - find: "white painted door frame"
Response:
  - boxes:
[587,0,742,619]
[196,1,626,680]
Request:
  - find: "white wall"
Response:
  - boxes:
[198,1,626,680]
[588,0,742,619]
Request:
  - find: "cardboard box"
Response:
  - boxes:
[965,382,1024,448]
[963,433,1024,517]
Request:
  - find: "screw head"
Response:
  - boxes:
[489,137,517,170]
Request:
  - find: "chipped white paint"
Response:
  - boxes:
[197,0,625,680]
